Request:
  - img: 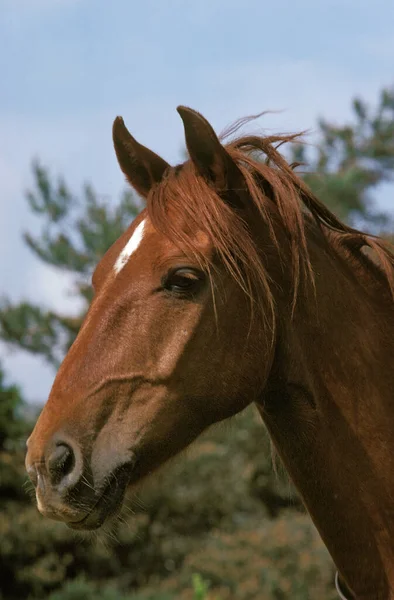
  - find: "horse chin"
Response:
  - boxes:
[67,467,130,531]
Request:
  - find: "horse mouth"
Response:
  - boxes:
[67,467,129,531]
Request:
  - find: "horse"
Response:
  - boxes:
[25,106,394,599]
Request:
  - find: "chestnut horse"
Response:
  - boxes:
[26,107,394,599]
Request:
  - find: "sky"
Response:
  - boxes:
[1,0,394,403]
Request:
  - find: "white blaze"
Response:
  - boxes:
[114,219,146,274]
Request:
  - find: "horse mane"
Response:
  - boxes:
[148,123,394,328]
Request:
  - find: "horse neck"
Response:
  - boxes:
[257,227,394,599]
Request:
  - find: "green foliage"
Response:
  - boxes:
[191,574,212,600]
[0,302,71,367]
[46,578,121,600]
[0,167,142,366]
[0,362,27,451]
[0,407,332,600]
[0,495,169,599]
[24,162,142,273]
[291,86,394,226]
[44,577,174,600]
[178,515,336,600]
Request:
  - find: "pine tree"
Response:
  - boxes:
[291,86,394,227]
[0,167,142,366]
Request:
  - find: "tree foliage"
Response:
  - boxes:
[291,87,394,226]
[0,362,26,451]
[0,167,142,366]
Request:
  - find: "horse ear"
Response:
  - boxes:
[113,117,170,198]
[176,106,246,209]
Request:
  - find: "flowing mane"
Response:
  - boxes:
[148,126,394,322]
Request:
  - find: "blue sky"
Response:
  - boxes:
[1,0,394,403]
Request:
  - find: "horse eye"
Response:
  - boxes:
[164,268,205,296]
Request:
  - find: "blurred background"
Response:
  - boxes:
[1,1,393,598]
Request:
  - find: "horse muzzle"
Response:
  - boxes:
[25,433,134,530]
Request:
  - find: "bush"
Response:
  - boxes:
[0,364,28,452]
[144,514,336,600]
[44,575,215,600]
[1,406,335,600]
[44,577,175,600]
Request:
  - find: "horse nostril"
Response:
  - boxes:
[47,443,75,486]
